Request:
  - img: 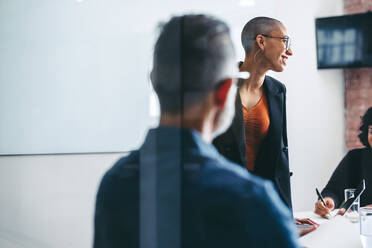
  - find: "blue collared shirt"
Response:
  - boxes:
[94,126,300,248]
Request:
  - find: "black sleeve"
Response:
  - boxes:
[321,149,362,208]
[213,129,243,166]
[213,130,232,157]
[282,85,289,165]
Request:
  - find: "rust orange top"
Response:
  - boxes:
[242,93,270,171]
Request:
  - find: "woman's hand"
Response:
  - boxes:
[314,197,335,217]
[334,202,372,216]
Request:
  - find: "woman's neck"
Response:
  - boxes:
[240,53,268,90]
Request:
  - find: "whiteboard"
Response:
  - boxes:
[0,0,275,155]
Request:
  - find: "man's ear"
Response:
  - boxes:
[215,79,232,109]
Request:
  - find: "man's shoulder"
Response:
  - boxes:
[201,157,277,201]
[98,151,140,188]
[203,158,294,225]
[98,147,279,207]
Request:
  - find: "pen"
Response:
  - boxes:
[331,201,346,218]
[316,188,326,206]
[338,200,345,209]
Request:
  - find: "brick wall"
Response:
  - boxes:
[344,0,372,14]
[344,0,372,150]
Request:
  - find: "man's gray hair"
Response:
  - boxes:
[241,17,283,53]
[151,14,236,114]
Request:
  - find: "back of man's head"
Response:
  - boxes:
[151,14,236,114]
[241,16,283,53]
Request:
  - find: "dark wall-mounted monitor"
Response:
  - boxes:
[315,12,372,69]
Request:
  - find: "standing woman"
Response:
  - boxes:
[213,17,294,208]
[214,16,318,235]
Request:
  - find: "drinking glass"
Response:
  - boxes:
[360,207,372,248]
[344,188,359,223]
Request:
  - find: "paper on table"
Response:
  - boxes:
[299,215,362,248]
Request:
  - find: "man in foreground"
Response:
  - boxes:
[94,14,300,248]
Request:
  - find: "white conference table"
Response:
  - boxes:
[295,211,363,248]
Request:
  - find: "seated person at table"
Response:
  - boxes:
[314,107,372,217]
[94,14,300,248]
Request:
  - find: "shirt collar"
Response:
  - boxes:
[145,126,221,158]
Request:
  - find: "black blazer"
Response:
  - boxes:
[322,148,372,208]
[213,75,292,209]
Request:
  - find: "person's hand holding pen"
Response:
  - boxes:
[314,188,336,218]
[314,197,335,217]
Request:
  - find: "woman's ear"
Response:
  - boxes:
[215,79,232,109]
[256,34,265,50]
[150,70,154,82]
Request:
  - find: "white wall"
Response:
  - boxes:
[0,0,152,155]
[0,0,345,247]
[0,153,123,247]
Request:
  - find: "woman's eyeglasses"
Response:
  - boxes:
[261,34,292,51]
